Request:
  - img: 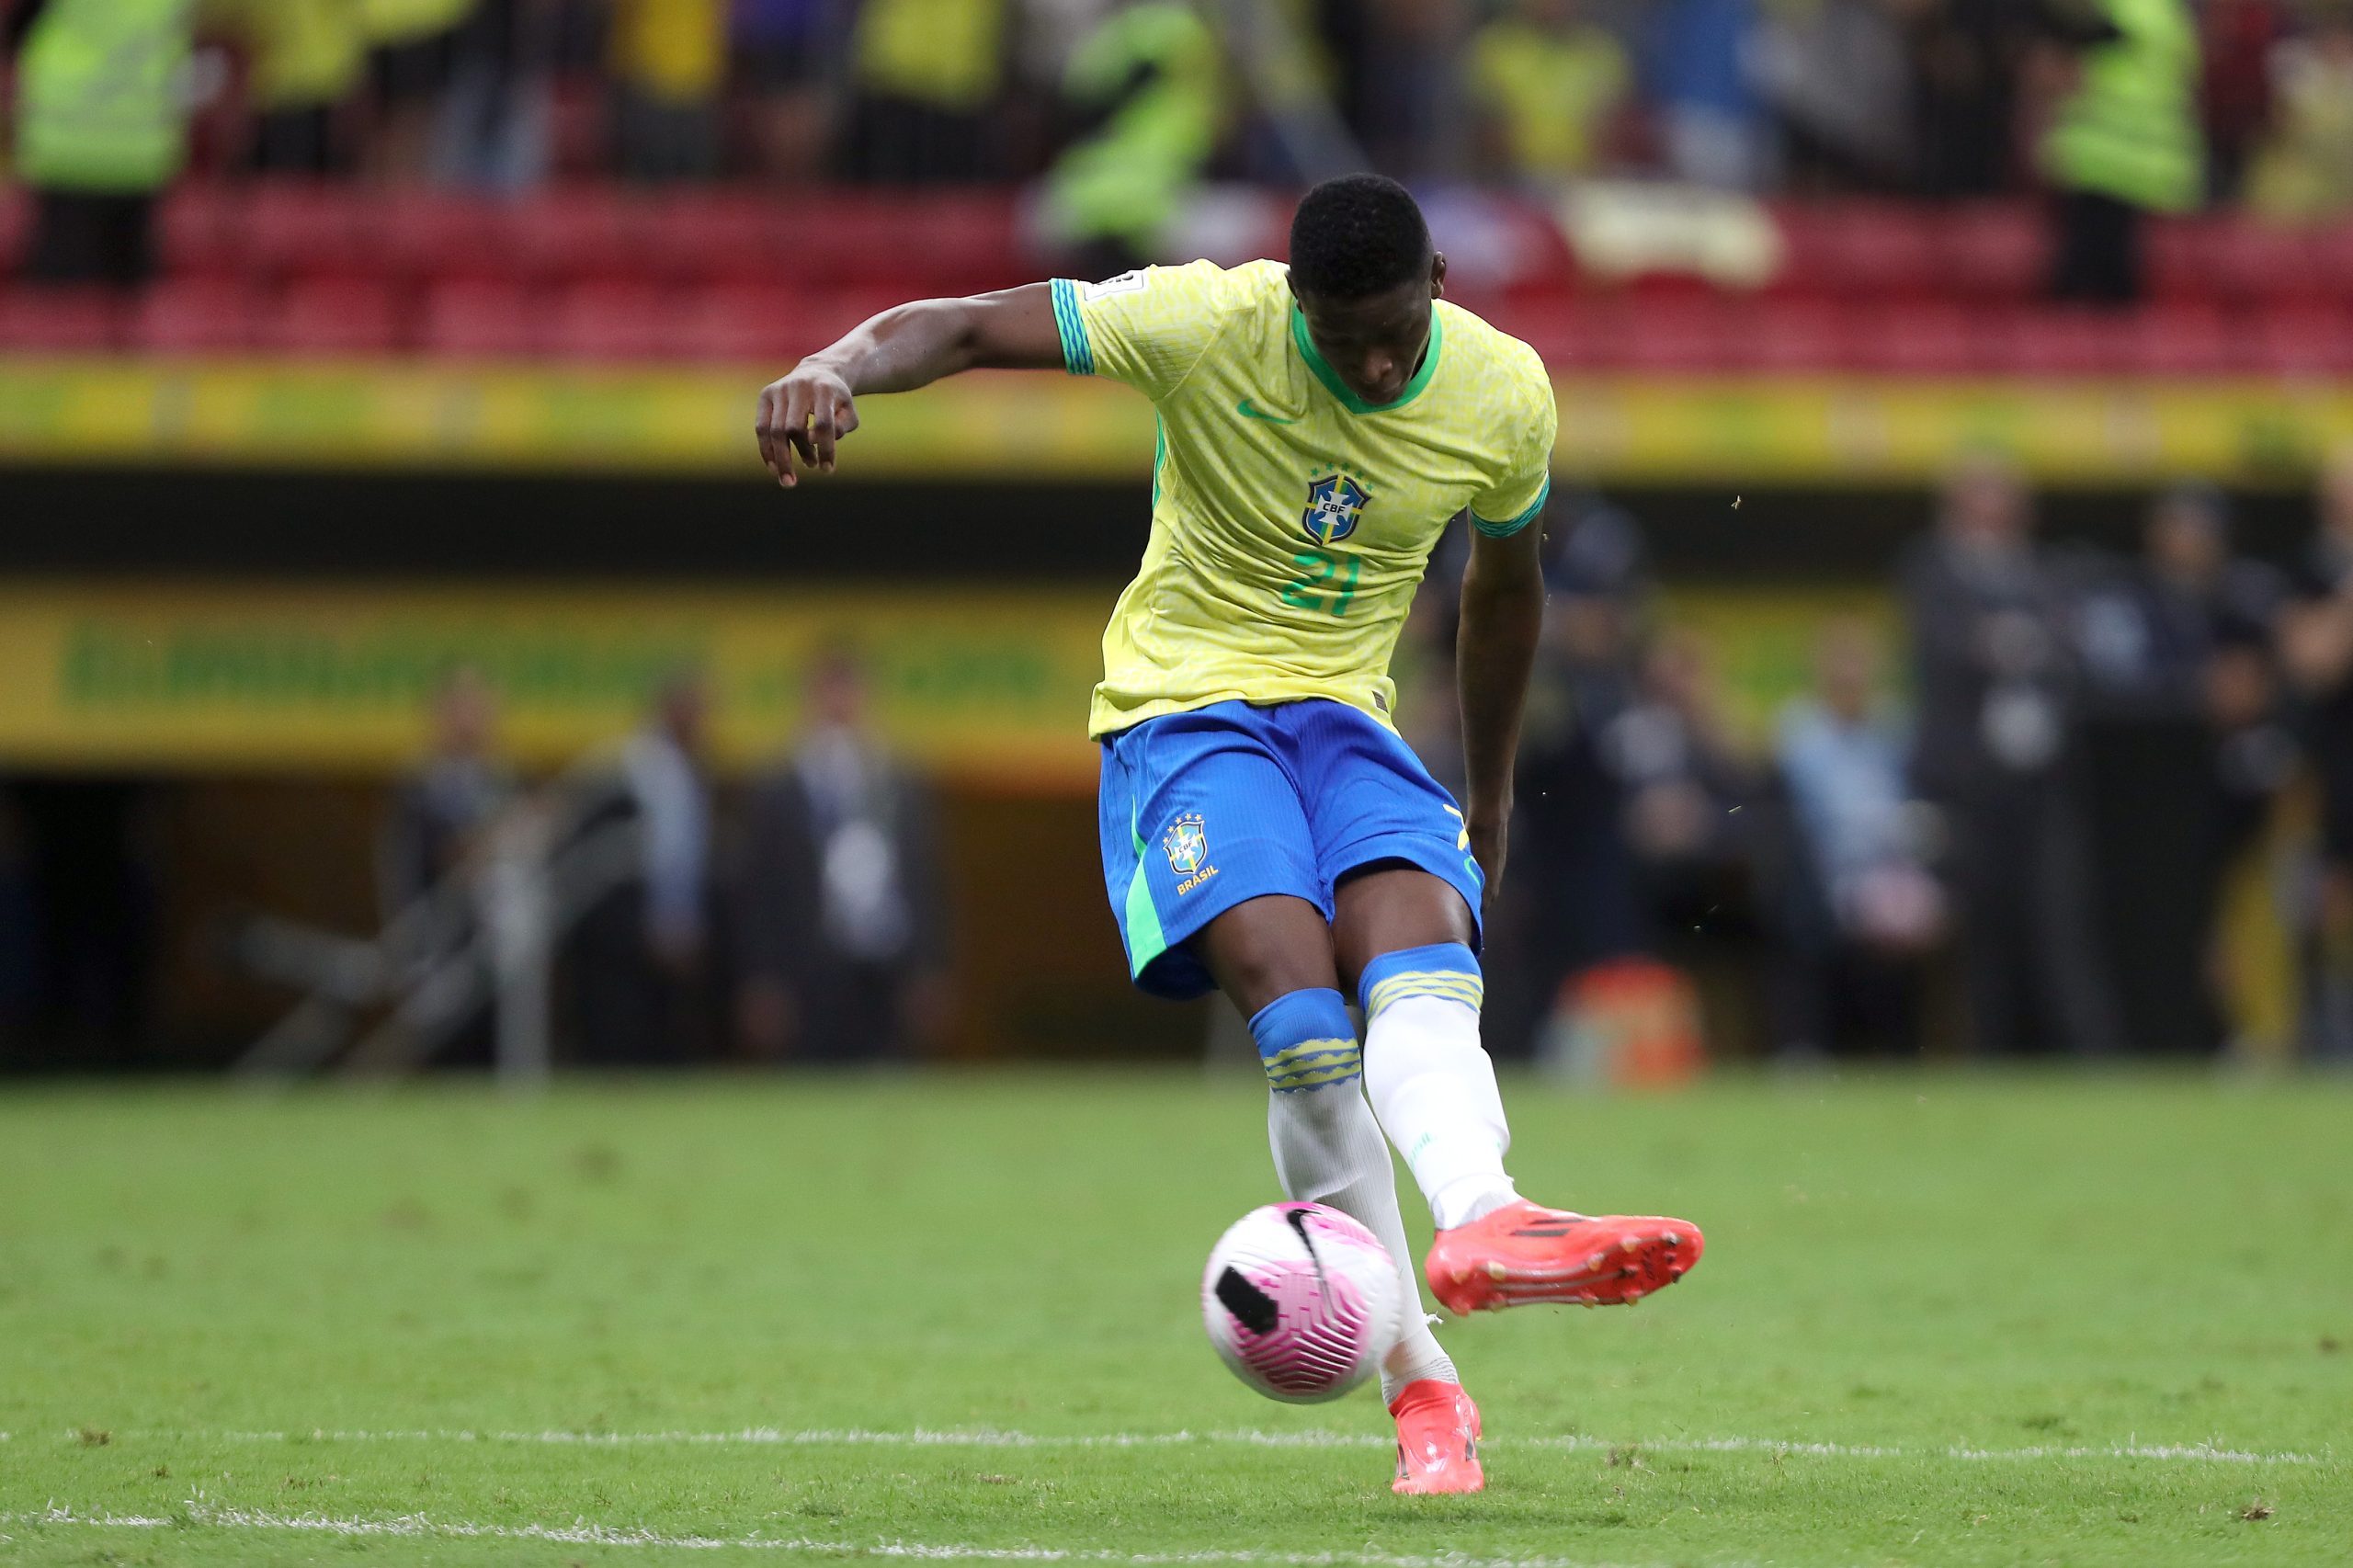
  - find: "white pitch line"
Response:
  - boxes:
[0,1504,1704,1568]
[74,1427,2333,1466]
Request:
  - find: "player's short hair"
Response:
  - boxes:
[1288,174,1430,301]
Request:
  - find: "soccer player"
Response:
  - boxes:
[756,174,1704,1494]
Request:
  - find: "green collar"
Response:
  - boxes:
[1290,301,1442,415]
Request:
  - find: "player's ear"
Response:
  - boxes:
[1429,253,1448,299]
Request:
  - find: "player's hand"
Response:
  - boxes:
[756,362,859,487]
[1467,812,1508,910]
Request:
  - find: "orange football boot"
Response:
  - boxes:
[1388,1378,1483,1494]
[1425,1200,1702,1315]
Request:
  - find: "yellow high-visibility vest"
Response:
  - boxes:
[14,0,194,193]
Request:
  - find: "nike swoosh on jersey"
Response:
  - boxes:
[1235,399,1300,423]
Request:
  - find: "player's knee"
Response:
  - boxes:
[1358,942,1483,1025]
[1247,988,1361,1094]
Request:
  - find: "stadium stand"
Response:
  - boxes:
[7,183,2353,373]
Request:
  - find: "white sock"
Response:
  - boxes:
[1266,1083,1458,1403]
[1363,994,1519,1232]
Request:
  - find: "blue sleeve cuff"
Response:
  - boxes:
[1471,475,1550,538]
[1049,278,1096,377]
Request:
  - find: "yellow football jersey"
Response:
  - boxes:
[1051,260,1556,739]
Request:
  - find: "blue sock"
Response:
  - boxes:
[1247,988,1361,1093]
[1358,942,1483,1023]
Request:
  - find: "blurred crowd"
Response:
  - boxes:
[5,469,2350,1068]
[12,1,2353,285]
[378,649,953,1068]
[1404,455,2353,1068]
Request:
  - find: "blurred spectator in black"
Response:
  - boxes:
[2245,0,2353,221]
[1497,499,1648,1055]
[609,0,725,180]
[206,0,370,176]
[2199,0,2287,201]
[6,0,194,288]
[1751,0,1915,192]
[1606,628,1757,933]
[2069,484,2281,1051]
[1460,0,1631,186]
[380,666,517,919]
[735,649,951,1064]
[433,0,561,189]
[1903,453,2120,1054]
[363,0,475,179]
[379,666,517,1065]
[2280,450,2353,1058]
[732,0,848,181]
[1040,0,1221,278]
[2,779,158,1063]
[2035,0,2203,304]
[1771,618,1946,1060]
[1637,0,1773,190]
[838,0,1009,183]
[1906,0,2029,198]
[566,672,720,1064]
[0,790,35,1046]
[1354,0,1461,176]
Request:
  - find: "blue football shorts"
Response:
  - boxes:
[1097,698,1485,1000]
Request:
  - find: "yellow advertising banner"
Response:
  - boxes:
[3,358,2352,484]
[0,582,1888,779]
[0,585,1116,787]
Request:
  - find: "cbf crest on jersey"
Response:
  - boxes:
[1163,812,1209,875]
[1302,471,1370,547]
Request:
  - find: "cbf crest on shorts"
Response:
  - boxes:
[1163,812,1210,875]
[1302,471,1370,546]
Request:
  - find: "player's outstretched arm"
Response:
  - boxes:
[1455,514,1546,903]
[756,284,1065,487]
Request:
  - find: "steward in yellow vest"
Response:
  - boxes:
[6,0,194,285]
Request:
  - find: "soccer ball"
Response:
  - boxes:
[1200,1201,1404,1403]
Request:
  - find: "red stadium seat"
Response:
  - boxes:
[1990,307,2135,376]
[2308,223,2353,295]
[0,187,29,275]
[779,194,1029,294]
[2128,303,2237,376]
[547,282,677,360]
[155,184,245,279]
[379,189,516,285]
[1937,202,2048,300]
[509,188,658,286]
[418,279,547,358]
[1847,302,1982,375]
[1608,299,1736,372]
[2200,222,2322,305]
[266,278,404,356]
[129,278,267,355]
[245,181,383,280]
[1477,296,1590,367]
[2249,305,2353,377]
[1476,298,1572,366]
[646,195,784,288]
[0,286,123,351]
[674,287,821,363]
[1773,203,1941,300]
[2143,218,2211,301]
[909,194,1028,292]
[1733,299,1850,372]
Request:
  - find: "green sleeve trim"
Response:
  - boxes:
[1050,278,1096,377]
[1472,475,1551,538]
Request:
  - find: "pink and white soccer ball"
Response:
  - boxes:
[1200,1201,1404,1403]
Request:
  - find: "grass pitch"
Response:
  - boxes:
[1,1070,2347,1567]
